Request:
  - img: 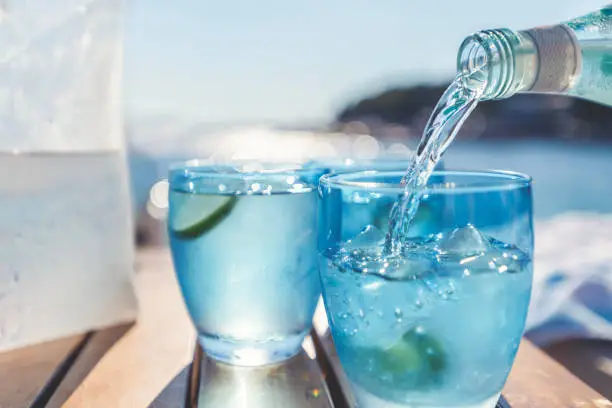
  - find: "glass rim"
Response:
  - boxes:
[168,159,323,180]
[307,156,413,165]
[319,169,532,194]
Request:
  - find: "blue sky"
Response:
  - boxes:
[123,0,605,125]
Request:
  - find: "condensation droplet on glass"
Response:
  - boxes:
[379,372,392,382]
[351,191,370,204]
[366,358,375,372]
[438,280,456,300]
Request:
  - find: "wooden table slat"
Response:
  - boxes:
[0,247,609,408]
[505,340,610,408]
[0,334,86,408]
[46,324,133,407]
[53,249,196,408]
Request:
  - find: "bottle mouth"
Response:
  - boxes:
[457,29,516,100]
[457,36,489,94]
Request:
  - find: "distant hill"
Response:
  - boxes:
[335,83,612,142]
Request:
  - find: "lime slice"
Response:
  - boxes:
[377,333,422,372]
[377,328,447,375]
[170,194,238,239]
[350,327,447,392]
[399,328,446,374]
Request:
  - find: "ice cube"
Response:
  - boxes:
[332,226,385,274]
[437,224,489,256]
[334,225,433,279]
[346,225,387,250]
[442,235,529,276]
[431,225,531,276]
[382,250,434,281]
[482,239,531,275]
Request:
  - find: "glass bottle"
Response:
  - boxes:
[457,5,612,106]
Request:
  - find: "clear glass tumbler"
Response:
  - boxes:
[168,161,324,366]
[318,170,533,408]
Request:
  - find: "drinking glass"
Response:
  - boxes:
[168,161,323,366]
[318,170,533,408]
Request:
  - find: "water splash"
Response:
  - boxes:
[385,75,483,253]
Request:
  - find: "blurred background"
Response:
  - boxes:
[125,0,612,240]
[123,1,612,397]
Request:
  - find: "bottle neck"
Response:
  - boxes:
[457,26,581,100]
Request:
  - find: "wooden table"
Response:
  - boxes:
[1,248,610,408]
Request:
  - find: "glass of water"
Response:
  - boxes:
[168,161,324,366]
[318,170,533,408]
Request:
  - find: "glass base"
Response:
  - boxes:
[351,383,501,408]
[198,332,306,367]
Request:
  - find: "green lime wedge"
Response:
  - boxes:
[377,332,422,372]
[170,194,238,239]
[376,327,447,376]
[398,328,446,374]
[350,328,447,392]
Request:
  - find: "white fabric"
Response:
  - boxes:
[526,212,612,345]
